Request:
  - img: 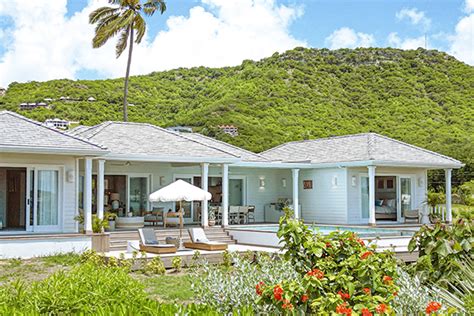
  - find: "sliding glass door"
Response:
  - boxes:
[400,177,412,219]
[27,168,61,232]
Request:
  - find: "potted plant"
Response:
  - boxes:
[106,212,117,231]
[425,191,446,224]
[208,209,216,226]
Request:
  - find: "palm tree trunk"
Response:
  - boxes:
[123,25,134,122]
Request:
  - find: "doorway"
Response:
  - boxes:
[0,168,27,230]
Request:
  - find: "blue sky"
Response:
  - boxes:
[0,0,472,86]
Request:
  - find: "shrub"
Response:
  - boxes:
[172,257,182,272]
[257,208,398,314]
[192,251,300,314]
[145,257,166,275]
[408,217,473,284]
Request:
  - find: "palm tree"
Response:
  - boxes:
[89,0,166,122]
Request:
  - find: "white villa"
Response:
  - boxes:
[0,111,464,256]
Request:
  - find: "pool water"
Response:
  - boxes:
[235,225,414,237]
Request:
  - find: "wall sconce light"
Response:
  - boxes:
[351,175,357,187]
[332,175,338,187]
[159,176,165,186]
[418,177,424,188]
[66,170,75,183]
[259,178,265,188]
[281,178,287,188]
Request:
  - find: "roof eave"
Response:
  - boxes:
[100,154,240,164]
[0,145,108,156]
[233,161,314,169]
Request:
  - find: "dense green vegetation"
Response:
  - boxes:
[1,47,473,184]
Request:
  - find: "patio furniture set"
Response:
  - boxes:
[211,205,256,225]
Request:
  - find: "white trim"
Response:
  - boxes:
[0,146,105,156]
[98,155,239,164]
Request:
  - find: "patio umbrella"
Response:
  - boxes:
[149,180,212,248]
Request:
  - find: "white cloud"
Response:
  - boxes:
[396,8,431,31]
[387,32,426,50]
[0,0,305,86]
[465,0,474,13]
[448,13,474,65]
[324,27,375,49]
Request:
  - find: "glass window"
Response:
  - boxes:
[37,170,59,226]
[129,177,148,216]
[401,178,412,214]
[361,176,369,219]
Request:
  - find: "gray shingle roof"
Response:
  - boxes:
[0,111,106,154]
[181,133,269,162]
[71,121,239,160]
[261,133,463,168]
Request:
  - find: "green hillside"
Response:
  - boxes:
[1,47,473,184]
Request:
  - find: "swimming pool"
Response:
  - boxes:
[231,225,414,238]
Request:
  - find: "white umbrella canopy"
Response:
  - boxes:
[149,179,212,202]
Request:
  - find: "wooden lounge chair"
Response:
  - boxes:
[138,228,177,254]
[183,228,228,251]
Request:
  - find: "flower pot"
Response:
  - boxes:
[208,220,216,226]
[106,220,115,231]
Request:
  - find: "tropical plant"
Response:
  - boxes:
[435,257,474,314]
[408,217,473,284]
[256,208,399,314]
[75,211,116,233]
[89,0,166,121]
[426,191,446,208]
[191,252,300,314]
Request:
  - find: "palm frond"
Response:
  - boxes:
[115,28,130,58]
[89,7,119,24]
[92,9,135,49]
[143,0,166,16]
[133,14,146,44]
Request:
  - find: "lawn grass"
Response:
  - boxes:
[136,272,196,303]
[0,255,197,304]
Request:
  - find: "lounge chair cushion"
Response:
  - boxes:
[190,228,210,243]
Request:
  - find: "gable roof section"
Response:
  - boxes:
[261,133,463,168]
[0,111,106,155]
[71,121,239,162]
[181,133,269,162]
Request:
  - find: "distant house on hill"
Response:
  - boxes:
[0,87,5,96]
[87,97,96,102]
[44,118,70,129]
[219,125,239,137]
[167,126,193,133]
[19,102,48,110]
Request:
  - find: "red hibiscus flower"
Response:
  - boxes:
[325,241,332,248]
[357,238,365,246]
[273,285,283,301]
[282,299,294,310]
[336,302,352,316]
[306,268,324,279]
[255,281,265,296]
[361,251,373,259]
[338,290,350,300]
[361,308,373,316]
[375,303,387,314]
[393,291,398,297]
[363,288,371,295]
[382,275,393,284]
[426,301,442,314]
[301,294,309,303]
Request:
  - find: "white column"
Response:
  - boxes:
[445,168,452,223]
[221,164,229,227]
[292,169,300,219]
[368,166,376,226]
[84,157,93,233]
[97,159,105,220]
[201,163,209,227]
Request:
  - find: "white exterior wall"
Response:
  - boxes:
[299,168,348,224]
[347,167,428,224]
[0,153,79,233]
[97,163,292,223]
